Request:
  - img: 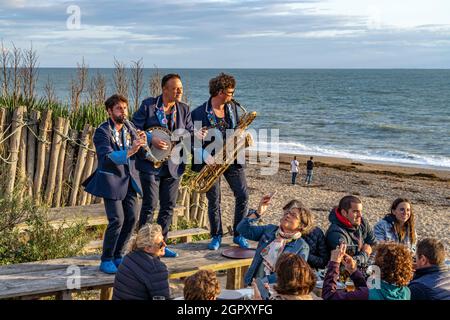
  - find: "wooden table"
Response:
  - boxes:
[0,237,255,300]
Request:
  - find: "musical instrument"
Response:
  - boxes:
[189,99,257,193]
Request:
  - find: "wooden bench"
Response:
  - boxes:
[17,202,186,231]
[0,237,254,300]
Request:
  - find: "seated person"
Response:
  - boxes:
[409,238,450,300]
[303,225,329,269]
[113,224,170,300]
[183,270,220,300]
[253,253,322,300]
[374,198,417,252]
[325,195,376,267]
[237,194,310,286]
[322,243,414,300]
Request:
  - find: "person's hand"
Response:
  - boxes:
[205,154,215,166]
[362,244,372,256]
[195,127,208,139]
[343,254,357,274]
[137,130,147,145]
[128,138,145,156]
[151,135,169,150]
[330,243,346,263]
[251,280,262,300]
[257,194,273,216]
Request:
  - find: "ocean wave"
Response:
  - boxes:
[250,141,450,169]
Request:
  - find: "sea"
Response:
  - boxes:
[35,68,450,170]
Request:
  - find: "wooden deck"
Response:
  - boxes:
[0,237,255,300]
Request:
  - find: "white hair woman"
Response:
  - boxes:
[112,224,170,300]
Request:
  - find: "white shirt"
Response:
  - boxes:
[291,160,299,173]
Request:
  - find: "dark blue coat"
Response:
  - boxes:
[82,119,142,201]
[303,226,329,269]
[112,250,170,300]
[132,95,194,179]
[190,98,244,173]
[409,265,450,300]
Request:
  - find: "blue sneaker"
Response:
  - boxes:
[113,258,123,267]
[208,235,222,250]
[99,260,118,274]
[164,247,178,258]
[233,236,249,249]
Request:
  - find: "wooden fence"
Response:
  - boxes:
[0,106,208,227]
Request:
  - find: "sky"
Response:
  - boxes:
[1,0,450,68]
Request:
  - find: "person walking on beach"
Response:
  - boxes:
[305,156,314,185]
[290,156,299,185]
[82,94,146,274]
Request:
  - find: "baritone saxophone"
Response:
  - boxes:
[190,99,257,193]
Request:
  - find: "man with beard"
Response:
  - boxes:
[83,94,146,274]
[325,195,376,267]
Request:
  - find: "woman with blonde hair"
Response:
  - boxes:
[112,224,170,300]
[374,198,417,252]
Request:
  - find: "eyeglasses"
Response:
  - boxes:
[283,209,300,219]
[155,240,166,249]
[222,89,235,97]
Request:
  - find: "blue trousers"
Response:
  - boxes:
[102,182,138,262]
[206,166,249,237]
[305,169,313,184]
[138,165,180,241]
[291,172,298,185]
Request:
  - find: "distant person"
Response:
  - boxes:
[409,238,450,300]
[305,157,314,185]
[113,224,170,300]
[253,253,322,300]
[237,194,310,286]
[374,198,417,252]
[325,195,376,267]
[290,156,299,185]
[322,243,413,300]
[184,270,220,300]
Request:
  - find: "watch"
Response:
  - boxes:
[247,208,261,219]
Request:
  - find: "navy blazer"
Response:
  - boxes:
[132,95,194,179]
[82,119,143,201]
[190,98,244,173]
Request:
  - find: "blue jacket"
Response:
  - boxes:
[236,217,310,286]
[132,95,194,178]
[190,98,244,173]
[409,265,450,300]
[82,119,142,201]
[373,214,417,252]
[113,250,170,300]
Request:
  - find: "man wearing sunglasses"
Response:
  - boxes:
[191,73,250,251]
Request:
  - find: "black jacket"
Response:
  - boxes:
[325,208,376,266]
[113,250,170,300]
[303,226,329,269]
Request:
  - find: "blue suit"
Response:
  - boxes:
[132,95,194,239]
[191,98,249,237]
[83,119,143,262]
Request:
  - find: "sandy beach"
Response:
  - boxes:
[218,153,450,248]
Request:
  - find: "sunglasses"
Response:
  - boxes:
[156,240,166,249]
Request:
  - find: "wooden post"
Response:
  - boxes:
[53,118,70,207]
[6,106,25,197]
[184,189,191,221]
[78,138,95,206]
[26,110,40,197]
[226,267,245,290]
[62,129,79,206]
[100,287,113,300]
[42,113,53,193]
[18,107,28,195]
[0,107,7,156]
[55,290,73,300]
[44,117,65,205]
[190,192,200,222]
[33,110,52,203]
[88,158,98,204]
[69,124,91,206]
